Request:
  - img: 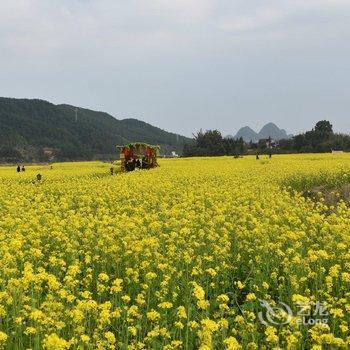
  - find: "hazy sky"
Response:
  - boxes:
[1,0,350,137]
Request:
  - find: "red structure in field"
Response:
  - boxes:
[116,143,160,172]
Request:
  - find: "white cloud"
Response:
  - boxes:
[1,0,349,58]
[142,0,214,23]
[0,0,209,57]
[218,8,284,32]
[217,0,350,33]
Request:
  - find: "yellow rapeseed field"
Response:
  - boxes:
[0,155,349,349]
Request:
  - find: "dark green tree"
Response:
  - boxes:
[314,120,333,135]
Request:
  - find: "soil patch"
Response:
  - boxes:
[303,183,350,207]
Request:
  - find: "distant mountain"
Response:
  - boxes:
[0,97,191,162]
[234,126,258,142]
[233,123,292,142]
[258,122,290,140]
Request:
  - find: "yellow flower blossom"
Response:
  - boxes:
[43,333,69,350]
[0,156,349,348]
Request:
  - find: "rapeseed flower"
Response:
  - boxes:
[0,156,349,348]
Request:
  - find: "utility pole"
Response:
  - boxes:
[74,107,78,122]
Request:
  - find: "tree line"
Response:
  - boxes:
[183,130,246,157]
[183,121,350,156]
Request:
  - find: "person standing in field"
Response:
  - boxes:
[21,165,25,172]
[17,165,21,173]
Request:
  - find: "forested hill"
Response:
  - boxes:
[0,97,191,162]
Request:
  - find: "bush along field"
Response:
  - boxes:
[0,155,349,349]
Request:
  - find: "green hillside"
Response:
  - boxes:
[0,97,190,162]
